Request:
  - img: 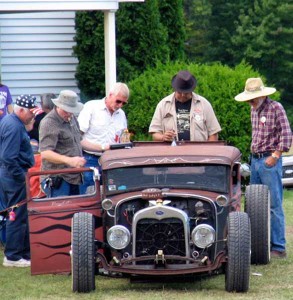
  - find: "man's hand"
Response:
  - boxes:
[66,156,87,168]
[265,155,278,167]
[162,130,176,142]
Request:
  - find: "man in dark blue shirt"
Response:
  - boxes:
[0,95,36,267]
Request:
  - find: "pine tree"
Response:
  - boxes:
[116,1,169,83]
[158,0,186,61]
[74,1,174,99]
[184,0,212,62]
[74,11,105,99]
[205,0,251,64]
[231,0,293,102]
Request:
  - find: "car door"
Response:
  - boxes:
[27,167,103,275]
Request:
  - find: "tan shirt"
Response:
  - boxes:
[149,92,221,141]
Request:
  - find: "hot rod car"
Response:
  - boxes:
[26,141,270,293]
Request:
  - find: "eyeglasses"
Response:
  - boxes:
[116,99,127,106]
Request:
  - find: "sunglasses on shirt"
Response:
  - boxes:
[116,100,127,106]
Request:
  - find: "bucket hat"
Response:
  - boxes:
[235,78,276,102]
[171,70,197,93]
[52,90,83,114]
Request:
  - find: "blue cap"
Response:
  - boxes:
[16,94,37,109]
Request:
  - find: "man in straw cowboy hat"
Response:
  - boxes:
[235,77,292,258]
[149,70,221,142]
[39,90,86,197]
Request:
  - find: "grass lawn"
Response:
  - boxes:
[0,189,292,300]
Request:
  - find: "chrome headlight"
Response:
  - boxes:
[107,225,130,250]
[191,224,215,248]
[102,198,113,211]
[216,195,228,207]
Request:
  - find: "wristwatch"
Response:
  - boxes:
[271,153,279,160]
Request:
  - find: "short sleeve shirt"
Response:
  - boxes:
[78,98,127,154]
[149,92,221,141]
[0,85,13,121]
[39,108,83,184]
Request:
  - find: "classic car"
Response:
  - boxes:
[26,141,270,293]
[282,146,293,187]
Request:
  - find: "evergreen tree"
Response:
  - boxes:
[158,0,186,61]
[116,1,169,83]
[231,0,293,103]
[74,1,173,100]
[74,11,105,99]
[184,0,212,62]
[205,0,250,65]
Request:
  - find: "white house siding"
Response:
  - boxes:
[0,11,80,101]
[0,1,144,100]
[0,1,119,12]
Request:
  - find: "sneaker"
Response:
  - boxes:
[270,250,287,259]
[3,257,31,267]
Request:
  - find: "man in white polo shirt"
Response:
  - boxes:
[78,82,129,193]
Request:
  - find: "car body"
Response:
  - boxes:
[282,147,293,187]
[26,141,270,293]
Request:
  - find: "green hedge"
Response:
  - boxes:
[125,61,280,161]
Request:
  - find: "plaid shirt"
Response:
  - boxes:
[251,98,292,153]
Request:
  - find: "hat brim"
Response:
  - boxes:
[171,75,196,93]
[52,98,83,114]
[235,87,276,101]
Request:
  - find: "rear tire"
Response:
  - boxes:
[225,212,251,293]
[71,212,95,293]
[245,184,270,264]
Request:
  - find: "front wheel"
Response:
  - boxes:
[225,212,251,293]
[71,212,95,293]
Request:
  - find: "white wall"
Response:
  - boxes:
[0,1,119,12]
[0,1,144,101]
[0,12,79,101]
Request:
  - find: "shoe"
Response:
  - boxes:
[270,250,287,259]
[3,257,31,267]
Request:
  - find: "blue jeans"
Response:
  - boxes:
[79,153,102,194]
[41,178,80,197]
[0,167,30,260]
[250,156,286,252]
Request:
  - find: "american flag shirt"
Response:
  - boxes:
[251,98,292,153]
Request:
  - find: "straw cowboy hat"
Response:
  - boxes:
[171,70,197,93]
[235,78,276,102]
[52,90,83,114]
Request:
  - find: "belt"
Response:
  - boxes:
[82,151,101,157]
[251,151,272,159]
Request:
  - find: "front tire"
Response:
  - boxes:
[225,212,251,293]
[245,184,270,264]
[71,212,95,293]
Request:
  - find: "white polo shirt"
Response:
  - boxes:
[78,98,127,154]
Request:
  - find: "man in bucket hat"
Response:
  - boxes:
[0,94,38,267]
[39,90,86,197]
[235,78,292,259]
[149,70,221,142]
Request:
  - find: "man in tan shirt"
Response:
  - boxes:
[149,70,221,142]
